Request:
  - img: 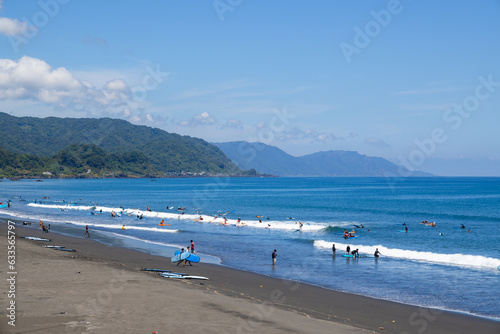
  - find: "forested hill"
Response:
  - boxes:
[0,112,242,178]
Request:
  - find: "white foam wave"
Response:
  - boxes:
[314,240,500,270]
[111,233,184,249]
[28,203,326,231]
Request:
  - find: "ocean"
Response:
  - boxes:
[1,177,499,319]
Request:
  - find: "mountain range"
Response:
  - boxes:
[0,113,431,178]
[214,141,432,177]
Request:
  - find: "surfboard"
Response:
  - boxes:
[186,253,200,263]
[43,245,64,248]
[159,273,208,280]
[0,204,7,208]
[21,236,51,241]
[172,251,200,263]
[54,248,76,252]
[342,254,370,258]
[171,251,191,263]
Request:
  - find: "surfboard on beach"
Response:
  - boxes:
[159,273,209,280]
[21,236,51,241]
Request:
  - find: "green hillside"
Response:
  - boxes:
[0,113,242,177]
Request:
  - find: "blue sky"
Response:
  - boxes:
[0,0,499,176]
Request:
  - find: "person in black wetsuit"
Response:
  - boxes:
[332,243,336,255]
[346,245,351,254]
[351,249,359,258]
[374,248,381,258]
[461,224,466,229]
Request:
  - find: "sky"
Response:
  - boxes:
[0,0,499,176]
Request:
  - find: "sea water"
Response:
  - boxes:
[1,177,499,319]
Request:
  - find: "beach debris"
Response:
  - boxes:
[379,327,384,330]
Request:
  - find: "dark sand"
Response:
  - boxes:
[1,220,499,334]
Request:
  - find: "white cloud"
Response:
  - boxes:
[221,118,243,130]
[178,112,217,127]
[0,56,137,117]
[276,127,340,143]
[365,137,390,148]
[0,17,27,36]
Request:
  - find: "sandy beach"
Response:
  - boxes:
[1,220,499,334]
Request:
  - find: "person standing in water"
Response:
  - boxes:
[84,225,90,238]
[272,249,277,266]
[332,243,336,255]
[374,248,381,258]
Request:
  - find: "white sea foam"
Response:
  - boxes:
[28,203,326,231]
[111,233,184,249]
[314,240,500,270]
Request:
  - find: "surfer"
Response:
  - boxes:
[374,248,381,258]
[332,243,336,255]
[351,249,359,258]
[299,221,303,230]
[404,225,408,233]
[346,245,350,254]
[272,249,277,266]
[461,224,466,229]
[84,225,90,238]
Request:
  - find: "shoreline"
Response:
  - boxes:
[1,219,499,333]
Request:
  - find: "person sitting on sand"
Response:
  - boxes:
[374,249,381,258]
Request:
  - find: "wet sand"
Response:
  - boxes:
[1,220,499,334]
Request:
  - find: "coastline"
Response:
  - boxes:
[1,220,499,334]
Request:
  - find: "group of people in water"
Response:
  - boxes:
[332,243,382,258]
